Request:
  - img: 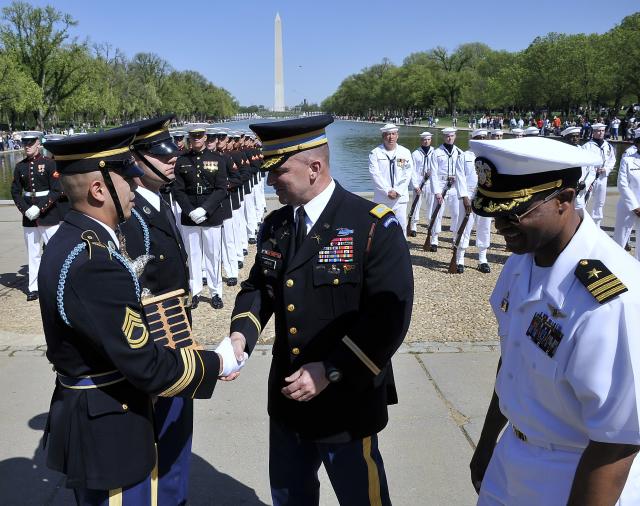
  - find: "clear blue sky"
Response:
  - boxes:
[13,0,640,107]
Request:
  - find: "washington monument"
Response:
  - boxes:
[274,13,285,112]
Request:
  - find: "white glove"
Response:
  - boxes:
[25,205,40,220]
[215,336,248,377]
[189,207,207,223]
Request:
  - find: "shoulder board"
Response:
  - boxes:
[370,204,393,219]
[81,230,109,260]
[574,259,628,304]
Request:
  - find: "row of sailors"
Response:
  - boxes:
[369,123,640,272]
[10,125,267,303]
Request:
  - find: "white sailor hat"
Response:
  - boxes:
[20,130,43,140]
[511,128,524,135]
[419,131,433,138]
[380,123,398,133]
[592,123,606,130]
[471,129,488,138]
[470,137,602,217]
[186,123,208,135]
[634,129,640,139]
[206,127,219,137]
[524,126,539,136]
[171,130,187,138]
[491,129,504,137]
[43,133,66,142]
[561,126,581,137]
[442,127,457,134]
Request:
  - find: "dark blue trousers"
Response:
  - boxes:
[269,419,392,506]
[73,473,154,505]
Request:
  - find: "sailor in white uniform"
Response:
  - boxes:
[469,137,640,506]
[613,129,640,261]
[454,129,493,273]
[511,128,524,138]
[409,131,435,237]
[426,127,465,251]
[368,123,413,236]
[581,123,616,228]
[560,126,596,210]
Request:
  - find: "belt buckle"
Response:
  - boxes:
[196,185,203,195]
[513,426,527,442]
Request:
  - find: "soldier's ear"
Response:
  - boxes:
[308,159,321,180]
[88,179,107,203]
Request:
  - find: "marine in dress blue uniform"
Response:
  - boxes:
[39,128,240,505]
[229,115,414,505]
[117,116,195,506]
[469,138,640,505]
[11,130,62,300]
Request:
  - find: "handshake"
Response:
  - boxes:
[24,205,40,221]
[215,335,249,379]
[189,207,207,224]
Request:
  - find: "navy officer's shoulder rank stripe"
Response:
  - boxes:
[574,259,628,304]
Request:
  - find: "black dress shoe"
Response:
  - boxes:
[191,295,200,309]
[238,261,244,269]
[202,277,208,286]
[227,277,238,286]
[625,242,632,252]
[248,238,257,245]
[26,291,39,301]
[456,264,464,274]
[478,263,491,274]
[243,249,248,256]
[211,294,224,309]
[408,230,417,237]
[429,244,438,252]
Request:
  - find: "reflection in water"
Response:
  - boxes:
[0,121,629,199]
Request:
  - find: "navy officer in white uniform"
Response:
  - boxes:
[469,137,640,505]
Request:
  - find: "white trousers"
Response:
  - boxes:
[478,426,640,505]
[613,200,640,260]
[169,197,184,237]
[590,176,608,228]
[410,191,434,231]
[430,191,459,245]
[254,179,266,222]
[238,201,249,251]
[258,178,267,213]
[244,190,258,239]
[453,205,492,264]
[24,224,59,292]
[182,225,222,297]
[232,207,245,262]
[221,217,239,279]
[388,201,408,238]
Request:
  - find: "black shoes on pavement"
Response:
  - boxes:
[211,294,224,309]
[478,263,491,274]
[27,291,38,301]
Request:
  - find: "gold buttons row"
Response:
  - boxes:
[287,304,295,312]
[289,327,297,335]
[292,347,300,355]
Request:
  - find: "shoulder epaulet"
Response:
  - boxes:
[370,204,393,219]
[81,230,109,260]
[574,259,628,304]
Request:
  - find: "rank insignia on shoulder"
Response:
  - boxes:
[370,204,393,219]
[574,259,628,304]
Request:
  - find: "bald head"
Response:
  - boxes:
[61,172,101,206]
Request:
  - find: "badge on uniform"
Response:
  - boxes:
[318,236,354,263]
[143,206,151,215]
[336,228,353,236]
[38,164,45,174]
[383,215,399,228]
[526,312,563,357]
[203,160,218,173]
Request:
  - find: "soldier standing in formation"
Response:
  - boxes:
[613,129,640,261]
[172,125,228,309]
[40,127,243,504]
[228,115,413,505]
[455,128,492,273]
[368,123,414,236]
[11,131,62,301]
[427,127,465,252]
[581,123,616,228]
[409,131,434,237]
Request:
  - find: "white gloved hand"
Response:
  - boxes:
[194,214,207,225]
[189,207,207,223]
[215,336,248,377]
[25,205,40,220]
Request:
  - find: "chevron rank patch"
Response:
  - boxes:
[370,204,393,219]
[574,259,628,304]
[122,307,149,349]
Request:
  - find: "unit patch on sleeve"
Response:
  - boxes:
[574,259,628,304]
[369,204,393,219]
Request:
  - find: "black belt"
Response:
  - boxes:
[187,187,213,195]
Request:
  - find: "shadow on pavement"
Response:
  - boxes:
[0,265,27,293]
[189,453,269,506]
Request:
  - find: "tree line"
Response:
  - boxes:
[321,13,640,120]
[0,1,238,130]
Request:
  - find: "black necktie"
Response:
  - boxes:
[295,206,306,253]
[386,154,396,187]
[160,196,179,238]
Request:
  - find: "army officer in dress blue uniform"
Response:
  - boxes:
[39,128,243,505]
[227,115,414,505]
[469,138,640,505]
[117,115,196,506]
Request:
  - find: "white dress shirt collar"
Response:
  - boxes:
[84,214,119,248]
[293,179,336,233]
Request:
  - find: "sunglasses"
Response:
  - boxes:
[505,189,562,224]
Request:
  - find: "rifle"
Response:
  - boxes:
[423,178,453,251]
[406,171,431,236]
[448,212,471,273]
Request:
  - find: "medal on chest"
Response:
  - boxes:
[526,311,564,358]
